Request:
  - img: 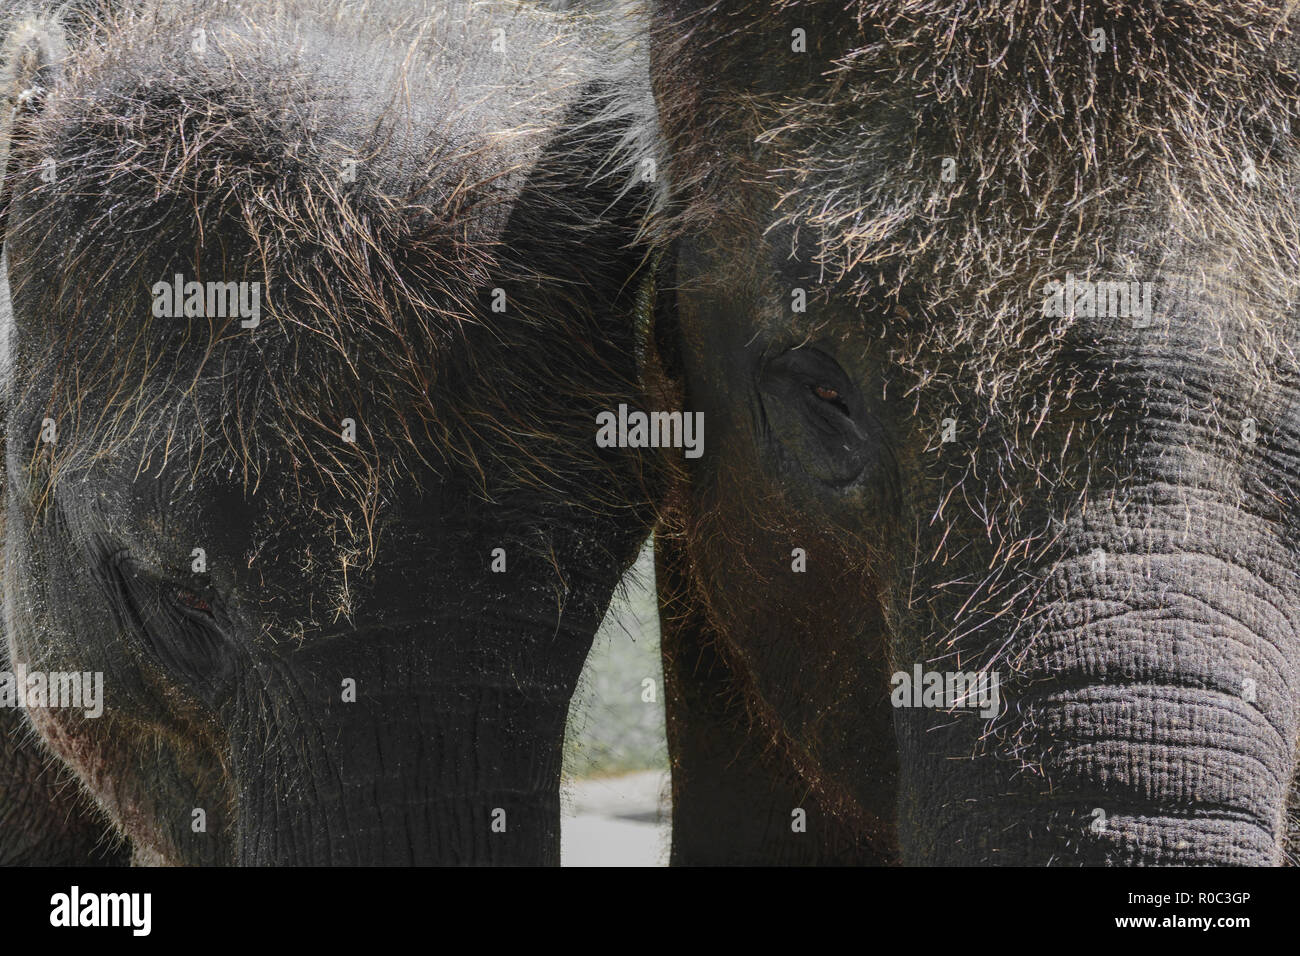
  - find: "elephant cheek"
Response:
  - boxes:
[673,445,898,816]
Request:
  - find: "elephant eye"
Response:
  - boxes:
[175,590,214,617]
[101,552,235,697]
[811,384,850,415]
[759,346,878,486]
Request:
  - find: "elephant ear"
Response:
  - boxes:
[2,13,65,516]
[2,13,64,237]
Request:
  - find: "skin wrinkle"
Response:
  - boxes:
[1009,535,1298,695]
[1059,741,1287,810]
[227,623,582,863]
[1026,624,1293,722]
[1037,569,1295,665]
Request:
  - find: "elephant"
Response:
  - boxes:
[644,0,1300,864]
[0,0,659,864]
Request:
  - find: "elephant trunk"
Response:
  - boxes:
[228,621,579,866]
[897,502,1300,865]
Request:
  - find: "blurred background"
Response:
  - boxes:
[560,541,670,866]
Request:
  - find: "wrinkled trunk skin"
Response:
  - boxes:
[899,471,1300,865]
[232,627,576,865]
[219,505,616,866]
[900,558,1300,863]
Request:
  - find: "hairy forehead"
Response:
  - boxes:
[2,0,644,500]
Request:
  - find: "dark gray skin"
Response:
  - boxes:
[0,701,125,864]
[0,0,656,865]
[0,7,128,865]
[647,0,1300,864]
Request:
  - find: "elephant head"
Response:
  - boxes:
[646,0,1300,864]
[0,0,658,864]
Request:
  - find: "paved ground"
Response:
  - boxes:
[561,770,670,866]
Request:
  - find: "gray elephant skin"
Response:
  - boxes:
[645,0,1300,865]
[0,0,658,865]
